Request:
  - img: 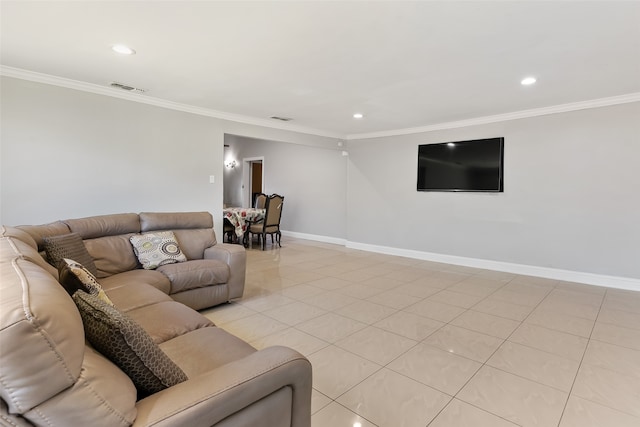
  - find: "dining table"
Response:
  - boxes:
[222,207,265,245]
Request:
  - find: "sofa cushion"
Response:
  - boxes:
[157,259,230,294]
[83,234,139,278]
[126,301,214,344]
[64,213,140,239]
[43,232,98,276]
[72,291,188,397]
[105,283,173,313]
[173,229,217,260]
[0,252,85,415]
[139,211,213,232]
[159,327,256,377]
[139,212,216,259]
[99,269,171,294]
[58,258,113,305]
[23,346,138,427]
[170,284,230,311]
[130,231,187,270]
[16,221,70,250]
[1,230,59,277]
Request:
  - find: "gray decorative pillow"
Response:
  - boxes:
[44,233,98,276]
[73,291,188,397]
[58,258,113,305]
[129,231,187,270]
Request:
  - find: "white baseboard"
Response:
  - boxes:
[280,231,640,291]
[345,241,640,292]
[280,230,347,246]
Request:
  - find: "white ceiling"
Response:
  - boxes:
[2,1,639,138]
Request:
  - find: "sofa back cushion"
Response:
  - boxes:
[84,234,140,278]
[140,212,217,260]
[1,232,144,426]
[139,211,213,231]
[0,227,58,277]
[64,213,140,239]
[64,214,141,278]
[16,221,70,250]
[173,229,217,260]
[1,238,84,413]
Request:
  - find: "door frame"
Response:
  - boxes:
[241,156,265,208]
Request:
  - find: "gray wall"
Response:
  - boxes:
[224,135,347,239]
[347,102,640,279]
[3,76,638,281]
[0,77,343,240]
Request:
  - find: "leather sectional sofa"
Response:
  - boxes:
[0,212,312,427]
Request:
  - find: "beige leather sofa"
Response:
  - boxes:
[15,212,246,310]
[0,212,312,427]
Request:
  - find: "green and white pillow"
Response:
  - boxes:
[129,231,187,270]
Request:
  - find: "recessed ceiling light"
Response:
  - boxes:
[353,113,364,119]
[521,76,537,86]
[112,44,136,55]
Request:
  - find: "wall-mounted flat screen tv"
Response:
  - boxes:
[417,137,504,192]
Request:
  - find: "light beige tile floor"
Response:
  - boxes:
[201,238,640,427]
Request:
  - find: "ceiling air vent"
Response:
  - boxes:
[270,116,293,122]
[110,82,146,93]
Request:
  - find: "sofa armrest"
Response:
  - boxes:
[204,243,246,299]
[132,346,311,427]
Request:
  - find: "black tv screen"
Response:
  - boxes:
[417,137,504,192]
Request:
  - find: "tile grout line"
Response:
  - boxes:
[441,278,559,426]
[237,240,639,425]
[554,284,607,427]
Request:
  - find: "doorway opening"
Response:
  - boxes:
[242,157,264,208]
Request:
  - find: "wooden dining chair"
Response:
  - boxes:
[248,194,284,250]
[254,193,268,209]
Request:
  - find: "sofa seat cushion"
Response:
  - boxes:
[159,327,256,377]
[99,269,171,294]
[106,283,173,313]
[126,301,214,344]
[157,259,230,294]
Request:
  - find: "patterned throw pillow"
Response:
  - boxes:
[73,291,188,397]
[44,232,98,276]
[129,231,187,270]
[58,258,113,305]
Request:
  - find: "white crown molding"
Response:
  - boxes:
[346,92,640,140]
[3,65,639,142]
[0,66,344,139]
[345,240,640,291]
